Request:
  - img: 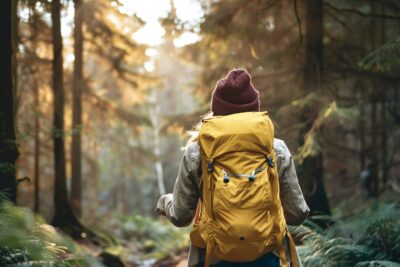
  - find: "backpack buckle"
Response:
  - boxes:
[207,161,214,173]
[267,157,274,168]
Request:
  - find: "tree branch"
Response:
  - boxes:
[293,0,303,52]
[83,86,151,126]
[325,2,400,20]
[326,66,400,82]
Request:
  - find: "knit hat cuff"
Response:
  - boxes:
[211,92,260,116]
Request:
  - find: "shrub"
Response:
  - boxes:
[294,203,400,267]
[0,202,90,266]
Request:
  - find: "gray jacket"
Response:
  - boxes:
[156,138,310,267]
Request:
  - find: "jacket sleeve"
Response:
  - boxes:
[275,139,310,226]
[155,143,200,227]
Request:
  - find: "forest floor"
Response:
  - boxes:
[1,194,399,267]
[0,201,190,267]
[77,214,191,267]
[101,194,400,267]
[53,233,188,267]
[68,193,400,267]
[152,248,188,267]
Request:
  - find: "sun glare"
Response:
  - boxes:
[106,13,121,28]
[131,22,166,46]
[120,0,203,47]
[173,32,201,48]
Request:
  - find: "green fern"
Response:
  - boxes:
[355,261,400,267]
[295,203,400,267]
[0,202,90,266]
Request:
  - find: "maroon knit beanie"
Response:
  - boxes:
[211,69,260,116]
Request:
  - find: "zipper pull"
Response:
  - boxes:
[248,170,256,182]
[222,170,230,183]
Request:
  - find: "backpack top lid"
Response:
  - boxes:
[198,111,274,161]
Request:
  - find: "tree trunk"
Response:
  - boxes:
[381,93,388,187]
[369,0,384,197]
[71,0,84,217]
[370,94,379,196]
[12,0,18,118]
[298,0,331,215]
[0,0,19,203]
[359,82,366,171]
[379,4,388,188]
[51,0,80,228]
[34,74,40,212]
[29,2,41,213]
[149,90,166,196]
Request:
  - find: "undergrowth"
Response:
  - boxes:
[0,201,98,267]
[116,214,189,260]
[293,202,400,267]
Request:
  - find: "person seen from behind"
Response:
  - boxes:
[156,69,310,267]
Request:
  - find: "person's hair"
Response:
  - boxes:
[185,111,214,146]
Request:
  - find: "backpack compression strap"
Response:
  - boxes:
[287,232,298,267]
[268,152,298,267]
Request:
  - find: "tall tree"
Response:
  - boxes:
[12,0,18,117]
[369,0,387,197]
[298,0,331,215]
[29,2,41,212]
[149,89,166,197]
[0,0,19,203]
[378,4,387,188]
[51,0,79,227]
[33,72,40,212]
[71,0,84,217]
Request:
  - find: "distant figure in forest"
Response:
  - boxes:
[156,69,310,267]
[360,163,374,198]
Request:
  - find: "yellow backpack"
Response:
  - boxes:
[190,112,297,267]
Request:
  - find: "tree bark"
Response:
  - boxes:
[369,0,384,197]
[370,94,379,196]
[298,0,331,215]
[28,1,41,213]
[0,0,19,203]
[381,93,388,187]
[12,0,18,118]
[149,89,166,197]
[34,73,40,212]
[379,4,388,188]
[359,82,366,171]
[71,0,84,217]
[51,0,80,227]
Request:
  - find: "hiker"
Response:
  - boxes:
[156,69,310,267]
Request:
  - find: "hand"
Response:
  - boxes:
[155,194,173,216]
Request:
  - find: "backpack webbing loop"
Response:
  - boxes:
[204,235,216,267]
[276,233,288,267]
[287,231,298,267]
[193,200,202,225]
